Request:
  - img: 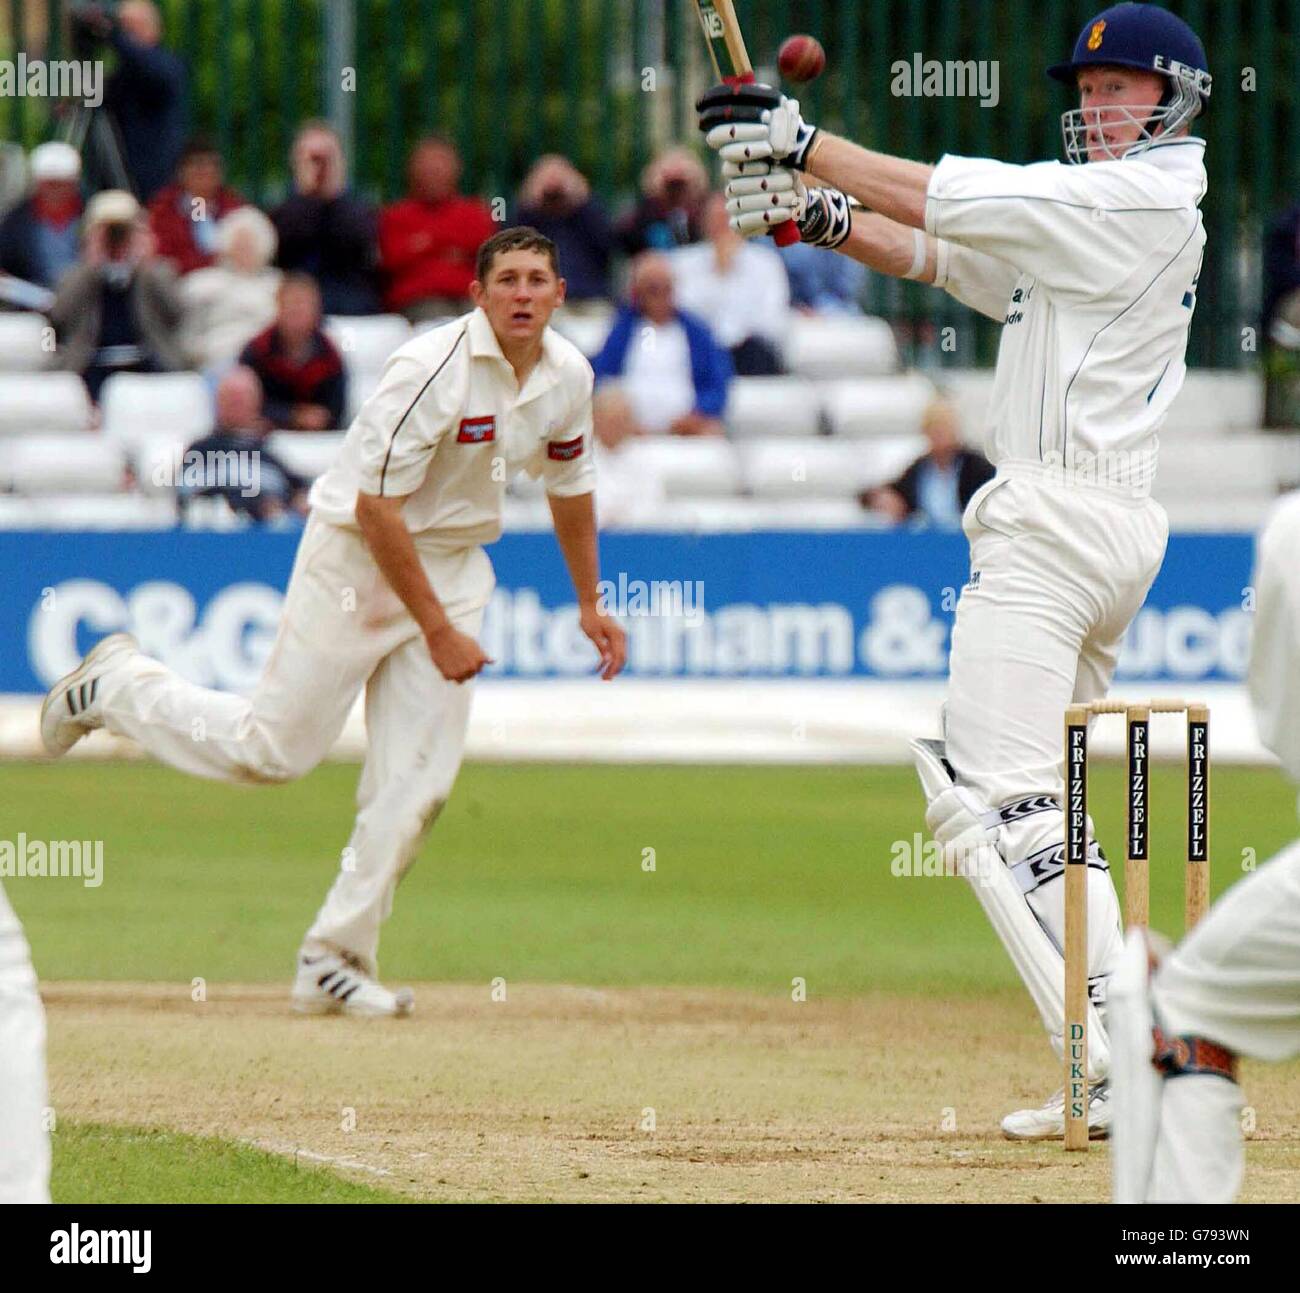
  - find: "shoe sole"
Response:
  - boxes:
[290,988,414,1019]
[1001,1122,1111,1142]
[39,632,138,756]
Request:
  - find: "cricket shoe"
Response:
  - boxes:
[1000,1079,1111,1141]
[291,952,414,1019]
[39,632,138,756]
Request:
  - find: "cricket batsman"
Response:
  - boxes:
[698,2,1211,1137]
[40,227,627,1017]
[1109,492,1300,1203]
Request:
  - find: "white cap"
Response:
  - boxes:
[85,190,141,228]
[30,141,82,183]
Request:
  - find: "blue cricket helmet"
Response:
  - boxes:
[1047,3,1211,163]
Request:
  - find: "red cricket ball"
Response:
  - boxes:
[778,34,826,84]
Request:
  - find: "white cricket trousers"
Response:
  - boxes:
[945,465,1169,997]
[0,882,50,1203]
[1146,837,1300,1202]
[98,514,495,976]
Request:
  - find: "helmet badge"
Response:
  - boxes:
[1087,20,1106,50]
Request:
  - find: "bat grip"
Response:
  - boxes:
[773,222,801,246]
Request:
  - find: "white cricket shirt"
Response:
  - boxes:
[621,318,695,433]
[310,307,595,541]
[1249,491,1300,787]
[927,138,1208,495]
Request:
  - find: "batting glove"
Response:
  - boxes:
[723,161,852,248]
[697,82,820,170]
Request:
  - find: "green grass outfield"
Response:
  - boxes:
[6,760,1296,992]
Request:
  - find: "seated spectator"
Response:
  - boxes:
[379,135,497,323]
[93,0,188,201]
[148,137,244,276]
[591,385,666,527]
[272,121,380,316]
[671,193,789,376]
[616,147,709,255]
[0,142,83,299]
[778,237,868,315]
[180,207,282,371]
[515,155,614,308]
[49,190,183,401]
[178,366,308,524]
[859,396,994,530]
[591,252,731,437]
[239,272,346,430]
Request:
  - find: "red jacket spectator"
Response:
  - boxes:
[378,136,498,319]
[149,183,244,275]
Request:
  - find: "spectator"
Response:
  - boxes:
[147,137,244,276]
[779,237,868,316]
[272,121,380,316]
[177,366,308,523]
[239,273,346,430]
[179,207,281,371]
[515,155,614,307]
[0,142,83,299]
[378,135,497,322]
[49,190,183,401]
[1263,202,1300,344]
[615,147,709,255]
[859,396,994,529]
[590,385,666,527]
[671,192,789,376]
[90,1,188,201]
[591,252,731,437]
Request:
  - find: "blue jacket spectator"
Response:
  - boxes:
[99,2,189,201]
[778,239,868,316]
[590,253,731,437]
[515,156,614,302]
[0,142,83,295]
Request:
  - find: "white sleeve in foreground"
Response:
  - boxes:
[1249,494,1300,784]
[542,376,597,499]
[355,338,465,497]
[933,237,1020,323]
[924,154,1189,302]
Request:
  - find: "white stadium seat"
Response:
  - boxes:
[783,315,900,379]
[100,372,214,456]
[1166,371,1264,434]
[0,313,52,371]
[550,308,614,359]
[725,376,823,438]
[741,436,926,499]
[324,314,412,372]
[618,437,742,498]
[1153,433,1300,501]
[0,434,126,494]
[930,368,997,446]
[0,493,176,529]
[266,431,346,481]
[0,371,93,435]
[823,374,938,438]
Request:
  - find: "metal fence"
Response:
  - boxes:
[3,0,1299,367]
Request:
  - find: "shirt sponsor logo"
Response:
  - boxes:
[547,434,584,461]
[457,416,496,444]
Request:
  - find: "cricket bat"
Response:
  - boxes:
[691,0,802,246]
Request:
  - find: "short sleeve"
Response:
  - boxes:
[933,237,1021,323]
[354,331,467,497]
[924,154,1190,302]
[542,368,596,499]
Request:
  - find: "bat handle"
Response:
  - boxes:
[773,221,801,246]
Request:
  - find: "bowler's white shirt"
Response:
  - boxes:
[670,240,790,348]
[1249,491,1300,786]
[928,138,1208,495]
[311,308,595,542]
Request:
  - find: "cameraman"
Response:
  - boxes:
[72,1,187,201]
[516,155,614,308]
[50,189,183,401]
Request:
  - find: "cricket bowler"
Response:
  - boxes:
[1109,492,1300,1203]
[699,2,1211,1137]
[40,226,627,1017]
